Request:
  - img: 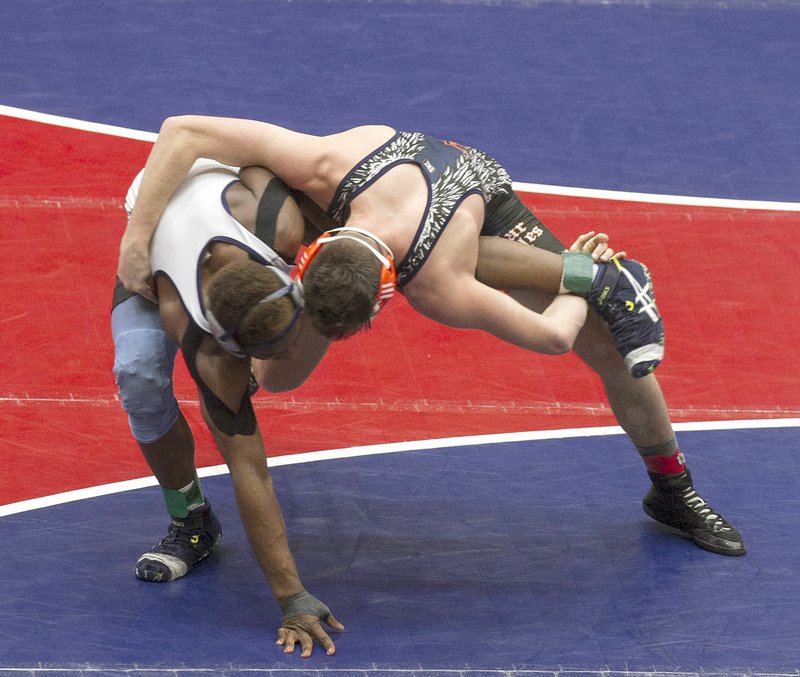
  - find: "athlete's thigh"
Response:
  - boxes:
[482,190,565,252]
[483,191,623,373]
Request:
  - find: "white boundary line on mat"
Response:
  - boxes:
[2,418,799,518]
[3,104,799,211]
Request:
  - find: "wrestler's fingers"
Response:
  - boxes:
[573,231,597,249]
[310,626,337,656]
[138,284,158,303]
[297,629,314,658]
[276,627,290,648]
[584,232,610,248]
[312,614,345,655]
[279,628,301,655]
[589,241,608,259]
[324,613,345,632]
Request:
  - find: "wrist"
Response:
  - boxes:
[279,590,331,622]
[269,568,306,605]
[121,218,155,247]
[274,584,306,606]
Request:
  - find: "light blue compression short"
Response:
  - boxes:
[111,295,180,443]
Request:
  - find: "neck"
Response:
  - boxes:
[341,220,395,257]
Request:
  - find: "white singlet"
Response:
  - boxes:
[125,159,290,334]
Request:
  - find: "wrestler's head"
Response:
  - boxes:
[297,228,396,340]
[206,260,303,358]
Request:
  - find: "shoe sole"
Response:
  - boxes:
[642,503,747,557]
[623,343,664,378]
[136,531,222,582]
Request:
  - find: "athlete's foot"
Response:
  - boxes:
[643,470,746,556]
[589,258,665,377]
[136,502,222,582]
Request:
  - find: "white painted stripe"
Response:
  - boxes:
[513,179,800,212]
[2,105,799,210]
[0,465,230,518]
[0,104,157,142]
[2,418,798,518]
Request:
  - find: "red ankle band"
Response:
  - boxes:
[643,450,686,475]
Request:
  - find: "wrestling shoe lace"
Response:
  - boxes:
[643,470,746,556]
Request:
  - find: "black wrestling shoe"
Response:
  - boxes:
[643,470,746,556]
[588,258,665,378]
[136,503,222,582]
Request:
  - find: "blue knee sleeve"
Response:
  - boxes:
[111,296,180,443]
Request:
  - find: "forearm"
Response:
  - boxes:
[206,412,305,602]
[253,317,330,392]
[125,117,205,247]
[480,293,588,355]
[410,276,588,356]
[227,451,306,602]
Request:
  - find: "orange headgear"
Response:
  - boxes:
[295,227,397,316]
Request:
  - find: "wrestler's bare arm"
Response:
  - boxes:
[252,315,331,393]
[129,117,323,232]
[118,116,324,296]
[403,221,589,355]
[132,116,391,230]
[118,116,392,296]
[407,271,588,355]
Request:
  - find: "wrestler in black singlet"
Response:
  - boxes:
[327,131,564,288]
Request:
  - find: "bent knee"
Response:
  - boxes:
[573,314,629,377]
[113,329,179,442]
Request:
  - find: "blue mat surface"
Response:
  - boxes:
[2,427,798,673]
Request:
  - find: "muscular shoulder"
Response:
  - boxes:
[324,125,397,167]
[328,124,396,143]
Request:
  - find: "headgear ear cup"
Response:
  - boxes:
[375,257,396,312]
[296,227,397,314]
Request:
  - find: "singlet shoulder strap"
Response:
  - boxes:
[327,131,424,222]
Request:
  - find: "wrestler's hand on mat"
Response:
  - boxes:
[277,591,344,658]
[570,231,626,262]
[117,233,157,302]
